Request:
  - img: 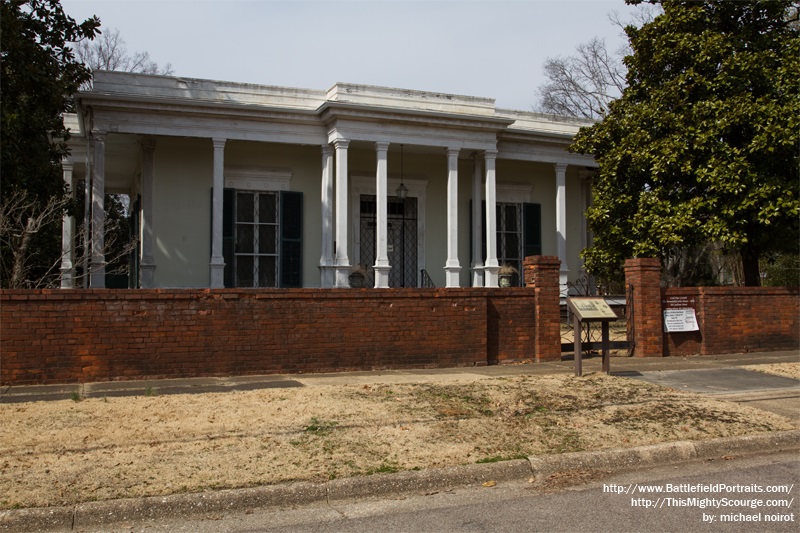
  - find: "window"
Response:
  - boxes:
[471,201,541,287]
[220,188,303,288]
[497,203,523,282]
[235,191,279,287]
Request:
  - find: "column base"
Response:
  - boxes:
[471,263,484,288]
[209,257,225,288]
[373,264,390,288]
[319,264,335,288]
[484,263,499,288]
[140,262,156,289]
[444,265,461,288]
[60,267,75,288]
[334,265,351,288]
[560,270,569,298]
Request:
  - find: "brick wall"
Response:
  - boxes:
[663,287,800,356]
[626,258,799,357]
[1,288,539,385]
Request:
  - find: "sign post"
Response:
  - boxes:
[567,297,619,377]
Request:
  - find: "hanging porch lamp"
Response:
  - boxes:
[396,144,408,200]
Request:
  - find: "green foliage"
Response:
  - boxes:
[0,0,99,287]
[1,0,99,196]
[761,253,800,287]
[303,417,339,436]
[572,1,800,286]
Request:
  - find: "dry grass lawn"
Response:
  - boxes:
[1,363,797,510]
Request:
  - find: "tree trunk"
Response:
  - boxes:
[740,243,761,287]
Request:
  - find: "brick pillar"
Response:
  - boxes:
[524,255,561,362]
[624,258,663,357]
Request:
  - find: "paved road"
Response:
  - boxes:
[79,450,798,533]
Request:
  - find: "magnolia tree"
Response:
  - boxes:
[572,0,800,287]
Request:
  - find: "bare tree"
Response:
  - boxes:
[0,188,137,288]
[0,189,68,288]
[536,37,626,119]
[535,5,661,119]
[73,28,173,76]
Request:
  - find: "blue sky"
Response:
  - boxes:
[61,0,637,110]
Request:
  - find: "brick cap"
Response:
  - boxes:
[524,255,561,267]
[624,257,662,269]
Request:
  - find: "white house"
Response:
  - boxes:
[60,71,596,292]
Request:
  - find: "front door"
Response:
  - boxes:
[359,194,418,287]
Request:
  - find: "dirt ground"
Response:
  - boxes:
[1,363,797,510]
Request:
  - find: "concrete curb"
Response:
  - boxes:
[2,430,799,532]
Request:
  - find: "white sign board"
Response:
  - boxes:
[663,308,699,332]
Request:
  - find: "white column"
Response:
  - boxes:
[579,171,595,293]
[373,142,391,288]
[209,138,226,288]
[60,160,75,288]
[139,138,156,288]
[555,162,569,296]
[89,130,106,288]
[82,147,91,288]
[483,149,499,287]
[471,154,484,287]
[333,138,351,287]
[319,144,335,288]
[444,147,461,287]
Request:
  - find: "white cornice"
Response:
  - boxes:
[225,166,292,191]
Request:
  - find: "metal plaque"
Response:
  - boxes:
[567,297,618,321]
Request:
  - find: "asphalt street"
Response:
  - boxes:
[72,450,799,533]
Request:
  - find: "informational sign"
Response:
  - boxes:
[663,308,699,332]
[567,297,618,321]
[662,293,699,332]
[662,295,697,309]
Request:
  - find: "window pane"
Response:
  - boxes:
[236,193,254,222]
[235,225,254,254]
[236,256,254,287]
[259,193,277,223]
[505,234,520,260]
[259,256,277,287]
[259,225,277,254]
[361,196,376,216]
[505,205,518,231]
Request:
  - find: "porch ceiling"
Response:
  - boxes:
[102,133,141,192]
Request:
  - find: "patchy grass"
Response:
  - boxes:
[0,369,795,510]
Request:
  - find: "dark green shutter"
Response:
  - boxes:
[280,191,303,288]
[523,203,542,258]
[222,188,235,288]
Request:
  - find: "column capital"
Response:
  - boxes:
[212,138,227,150]
[375,141,390,152]
[554,162,568,174]
[332,138,350,150]
[91,129,107,142]
[483,149,498,160]
[321,144,333,156]
[61,159,74,172]
[446,147,460,157]
[141,137,157,152]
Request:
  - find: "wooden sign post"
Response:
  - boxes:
[567,297,619,377]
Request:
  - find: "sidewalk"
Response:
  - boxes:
[1,350,798,533]
[1,349,798,403]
